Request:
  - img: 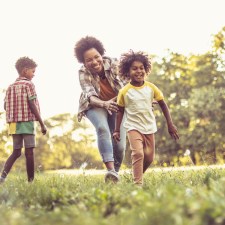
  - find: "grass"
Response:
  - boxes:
[0,167,225,225]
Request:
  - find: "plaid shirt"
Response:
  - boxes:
[78,56,127,113]
[4,77,40,122]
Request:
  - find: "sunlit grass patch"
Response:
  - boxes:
[0,168,225,225]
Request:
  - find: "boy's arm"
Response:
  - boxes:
[113,106,124,142]
[158,100,179,140]
[4,102,6,111]
[28,100,47,135]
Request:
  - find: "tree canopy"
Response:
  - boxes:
[0,27,224,170]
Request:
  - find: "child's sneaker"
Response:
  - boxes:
[0,177,5,183]
[105,170,120,183]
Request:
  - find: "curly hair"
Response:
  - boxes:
[15,57,37,74]
[74,36,105,63]
[119,50,152,80]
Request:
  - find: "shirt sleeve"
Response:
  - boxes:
[147,83,164,101]
[26,82,37,100]
[4,87,9,102]
[79,69,98,99]
[117,89,125,107]
[153,85,164,101]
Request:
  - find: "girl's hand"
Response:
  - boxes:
[113,131,120,142]
[168,123,179,140]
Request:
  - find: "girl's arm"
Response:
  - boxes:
[158,100,179,140]
[113,106,124,142]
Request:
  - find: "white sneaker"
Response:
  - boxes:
[105,170,120,183]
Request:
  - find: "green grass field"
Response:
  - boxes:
[0,167,225,225]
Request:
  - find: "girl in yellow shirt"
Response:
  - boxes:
[113,50,179,186]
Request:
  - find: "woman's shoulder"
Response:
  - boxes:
[103,56,119,78]
[79,64,87,72]
[103,56,119,66]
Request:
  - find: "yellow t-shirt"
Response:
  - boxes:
[117,81,164,134]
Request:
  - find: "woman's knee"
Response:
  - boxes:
[96,124,110,137]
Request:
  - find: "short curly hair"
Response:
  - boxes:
[119,50,152,80]
[74,36,105,63]
[15,57,37,74]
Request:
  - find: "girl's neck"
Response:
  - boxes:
[130,80,144,87]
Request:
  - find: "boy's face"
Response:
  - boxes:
[83,48,104,75]
[129,61,146,85]
[22,67,36,80]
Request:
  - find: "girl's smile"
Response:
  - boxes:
[129,61,146,86]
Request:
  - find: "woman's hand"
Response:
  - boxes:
[103,100,119,115]
[78,112,86,122]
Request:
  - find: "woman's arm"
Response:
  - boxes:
[89,96,119,114]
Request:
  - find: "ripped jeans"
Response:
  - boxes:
[86,107,126,172]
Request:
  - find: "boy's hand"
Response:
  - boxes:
[168,123,179,140]
[113,131,120,142]
[41,124,47,135]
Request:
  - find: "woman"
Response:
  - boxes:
[74,36,126,182]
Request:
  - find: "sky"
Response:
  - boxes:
[0,0,224,120]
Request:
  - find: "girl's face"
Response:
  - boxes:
[129,61,146,86]
[83,48,104,75]
[22,67,36,80]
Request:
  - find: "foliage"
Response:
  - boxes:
[0,113,103,171]
[0,168,225,225]
[144,26,225,166]
[0,26,225,169]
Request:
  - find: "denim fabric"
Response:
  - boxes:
[86,107,126,172]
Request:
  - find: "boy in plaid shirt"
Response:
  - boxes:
[0,57,47,183]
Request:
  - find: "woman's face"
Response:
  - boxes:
[83,48,104,75]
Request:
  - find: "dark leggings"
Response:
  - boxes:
[1,148,34,182]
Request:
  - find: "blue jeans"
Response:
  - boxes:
[86,107,126,172]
